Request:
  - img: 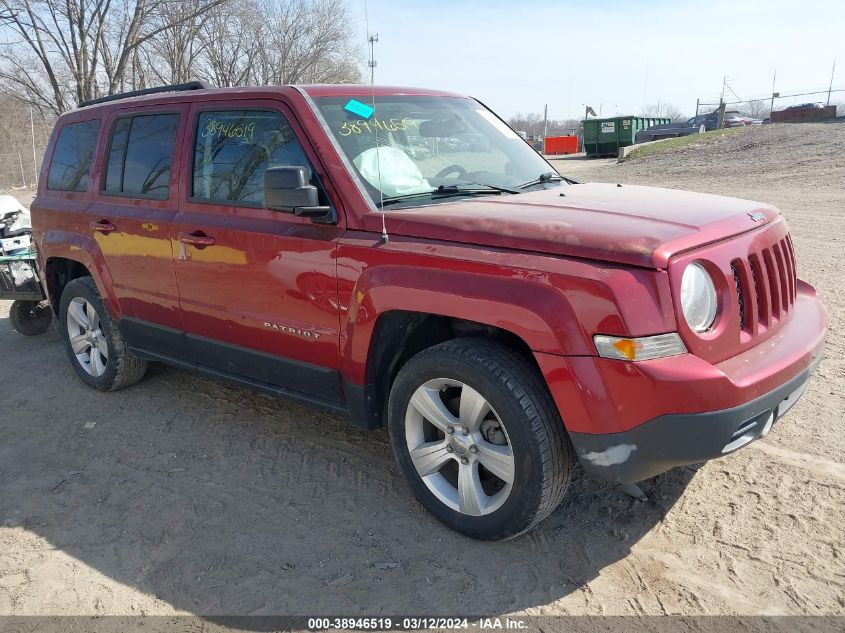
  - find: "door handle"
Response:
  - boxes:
[90,220,116,234]
[178,231,215,247]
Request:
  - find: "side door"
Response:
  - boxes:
[88,105,188,353]
[171,100,346,405]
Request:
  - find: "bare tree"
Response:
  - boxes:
[507,113,580,138]
[743,99,770,119]
[641,102,686,121]
[0,0,227,115]
[198,0,261,87]
[0,92,52,188]
[140,0,208,85]
[254,0,361,85]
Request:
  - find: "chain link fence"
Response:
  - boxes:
[695,86,844,123]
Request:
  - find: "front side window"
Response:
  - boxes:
[314,95,561,208]
[48,120,101,192]
[191,110,310,206]
[103,113,179,198]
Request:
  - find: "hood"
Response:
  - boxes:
[385,183,779,268]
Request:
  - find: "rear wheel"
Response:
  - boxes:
[58,277,147,391]
[9,300,53,336]
[388,339,574,540]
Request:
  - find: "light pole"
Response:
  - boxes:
[368,34,378,85]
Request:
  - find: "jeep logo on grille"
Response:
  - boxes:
[748,212,766,223]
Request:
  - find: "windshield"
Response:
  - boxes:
[314,94,562,208]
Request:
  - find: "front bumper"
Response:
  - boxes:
[534,280,828,484]
[568,353,820,483]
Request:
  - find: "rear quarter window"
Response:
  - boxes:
[48,119,101,192]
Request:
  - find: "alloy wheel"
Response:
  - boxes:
[66,297,108,377]
[404,378,515,516]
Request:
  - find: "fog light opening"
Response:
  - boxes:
[759,412,775,438]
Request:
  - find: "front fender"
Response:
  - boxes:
[41,229,122,319]
[341,264,587,384]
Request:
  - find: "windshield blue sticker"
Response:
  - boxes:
[344,99,375,119]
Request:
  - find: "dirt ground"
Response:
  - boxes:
[0,122,843,618]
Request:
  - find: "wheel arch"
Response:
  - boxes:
[344,309,549,430]
[41,230,121,318]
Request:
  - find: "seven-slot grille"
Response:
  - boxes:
[731,235,797,331]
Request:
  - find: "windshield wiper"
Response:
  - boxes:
[518,171,565,189]
[457,181,521,195]
[380,185,508,208]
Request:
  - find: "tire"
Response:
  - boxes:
[58,276,147,391]
[388,338,574,540]
[9,300,53,336]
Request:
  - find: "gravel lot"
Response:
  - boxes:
[0,122,843,617]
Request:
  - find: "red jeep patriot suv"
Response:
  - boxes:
[32,83,828,540]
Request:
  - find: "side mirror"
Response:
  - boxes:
[264,166,336,224]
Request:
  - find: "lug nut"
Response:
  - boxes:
[446,445,453,453]
[469,445,478,454]
[461,426,469,435]
[446,427,455,435]
[460,456,469,464]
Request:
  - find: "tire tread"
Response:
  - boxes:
[393,338,573,539]
[61,277,147,391]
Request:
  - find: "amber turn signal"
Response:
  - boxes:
[594,333,687,362]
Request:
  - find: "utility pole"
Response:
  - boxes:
[29,107,38,186]
[18,152,26,188]
[542,103,548,153]
[718,76,728,128]
[694,98,700,119]
[827,61,836,106]
[770,69,777,117]
[367,34,378,85]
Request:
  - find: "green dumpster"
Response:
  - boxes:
[582,116,671,157]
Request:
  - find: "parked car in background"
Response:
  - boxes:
[723,115,756,128]
[31,83,829,540]
[686,114,719,131]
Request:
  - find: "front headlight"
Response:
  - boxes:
[680,262,718,332]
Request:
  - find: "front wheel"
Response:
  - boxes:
[388,339,574,540]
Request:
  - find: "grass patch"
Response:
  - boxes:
[623,126,748,161]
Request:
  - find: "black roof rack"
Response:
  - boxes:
[78,81,213,108]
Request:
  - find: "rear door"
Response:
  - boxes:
[89,104,188,351]
[171,99,346,405]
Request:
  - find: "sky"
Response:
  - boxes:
[351,0,844,120]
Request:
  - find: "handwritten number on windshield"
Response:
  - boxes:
[339,118,415,136]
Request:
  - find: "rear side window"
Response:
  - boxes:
[48,120,100,192]
[191,110,310,205]
[104,113,179,199]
